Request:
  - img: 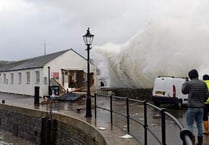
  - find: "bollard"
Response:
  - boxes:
[34,86,40,105]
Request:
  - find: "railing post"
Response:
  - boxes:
[160,108,167,145]
[143,100,148,145]
[110,95,113,125]
[94,93,97,119]
[180,129,193,145]
[126,97,130,134]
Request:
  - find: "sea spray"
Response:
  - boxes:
[92,19,209,88]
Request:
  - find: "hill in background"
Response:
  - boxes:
[0,60,14,67]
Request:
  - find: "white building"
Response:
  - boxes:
[0,49,97,96]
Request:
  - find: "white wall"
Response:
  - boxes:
[43,50,97,91]
[0,49,98,97]
[0,68,43,96]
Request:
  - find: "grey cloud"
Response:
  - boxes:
[1,0,209,60]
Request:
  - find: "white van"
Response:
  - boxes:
[152,76,188,108]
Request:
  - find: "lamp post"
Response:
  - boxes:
[48,66,51,96]
[83,27,94,117]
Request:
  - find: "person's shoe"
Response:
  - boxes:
[196,136,203,145]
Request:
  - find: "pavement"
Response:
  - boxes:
[0,92,139,145]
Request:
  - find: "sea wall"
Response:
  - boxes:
[96,88,152,100]
[0,104,107,145]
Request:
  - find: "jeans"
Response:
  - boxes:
[186,108,203,137]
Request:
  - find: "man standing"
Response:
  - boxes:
[182,69,208,145]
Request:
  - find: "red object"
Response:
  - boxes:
[53,72,59,79]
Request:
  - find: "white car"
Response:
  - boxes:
[152,76,188,108]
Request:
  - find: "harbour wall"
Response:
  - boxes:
[96,88,152,100]
[0,104,107,145]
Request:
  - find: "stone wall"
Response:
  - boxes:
[0,104,107,145]
[0,105,43,144]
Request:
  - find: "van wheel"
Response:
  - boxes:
[176,99,183,109]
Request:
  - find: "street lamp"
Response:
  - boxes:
[83,27,94,117]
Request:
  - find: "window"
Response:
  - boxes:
[44,77,47,85]
[35,71,40,84]
[18,72,22,84]
[26,72,30,84]
[3,74,7,84]
[11,73,14,84]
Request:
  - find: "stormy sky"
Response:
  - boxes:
[1,0,209,60]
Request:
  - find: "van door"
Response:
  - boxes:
[174,78,187,104]
[153,77,173,97]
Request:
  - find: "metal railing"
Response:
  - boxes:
[94,93,193,145]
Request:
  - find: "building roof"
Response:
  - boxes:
[0,49,73,72]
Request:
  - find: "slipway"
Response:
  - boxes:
[58,92,85,102]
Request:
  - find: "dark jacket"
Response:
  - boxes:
[182,78,209,108]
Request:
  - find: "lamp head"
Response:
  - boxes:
[83,27,94,46]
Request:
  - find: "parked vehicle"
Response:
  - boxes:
[152,76,188,108]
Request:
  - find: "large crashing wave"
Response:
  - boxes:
[92,19,209,88]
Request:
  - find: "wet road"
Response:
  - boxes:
[95,96,209,145]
